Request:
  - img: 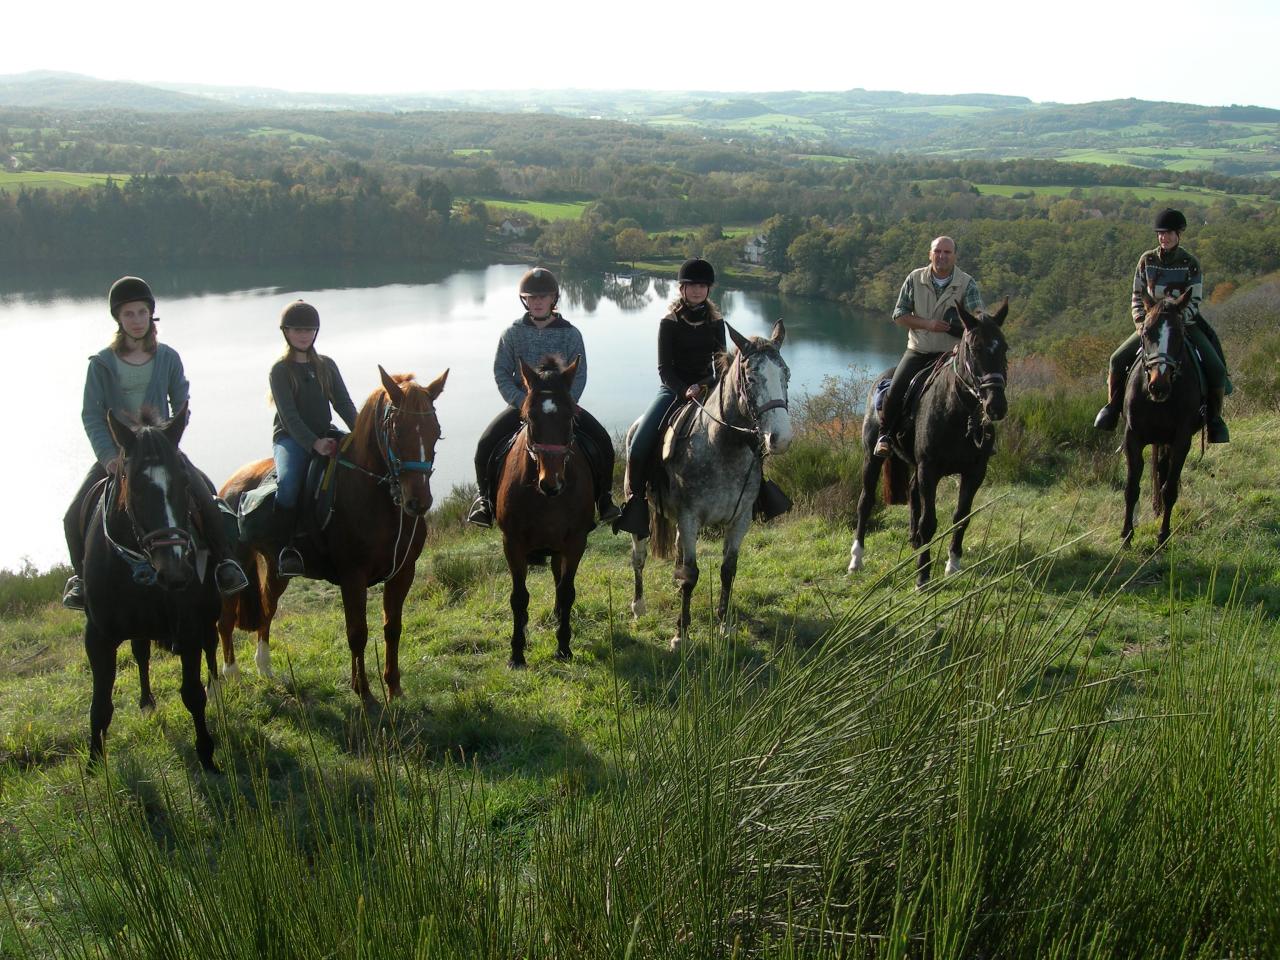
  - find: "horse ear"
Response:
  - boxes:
[107,409,137,455]
[726,323,751,353]
[988,296,1009,327]
[163,400,190,448]
[379,365,405,405]
[770,319,786,347]
[425,368,448,400]
[518,359,539,393]
[1175,288,1193,309]
[562,355,581,389]
[959,304,979,332]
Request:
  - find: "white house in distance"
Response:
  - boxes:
[500,217,531,238]
[742,233,768,265]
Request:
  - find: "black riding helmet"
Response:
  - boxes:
[677,257,715,286]
[1154,208,1187,232]
[518,267,559,309]
[280,300,321,329]
[109,276,155,320]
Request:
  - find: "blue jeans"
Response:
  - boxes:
[626,386,678,495]
[273,436,311,510]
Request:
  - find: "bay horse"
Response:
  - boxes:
[218,366,447,702]
[80,403,221,770]
[849,299,1009,588]
[495,357,596,668]
[626,321,792,649]
[1121,289,1202,546]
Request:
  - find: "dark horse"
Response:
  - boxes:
[218,366,447,701]
[626,322,792,649]
[850,299,1009,588]
[496,357,596,668]
[80,403,221,770]
[1121,289,1202,546]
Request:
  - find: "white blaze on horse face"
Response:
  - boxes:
[541,397,558,416]
[1156,319,1172,375]
[143,465,179,531]
[757,359,793,454]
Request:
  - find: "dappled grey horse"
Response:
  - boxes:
[625,321,792,649]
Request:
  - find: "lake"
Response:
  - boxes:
[1,263,904,572]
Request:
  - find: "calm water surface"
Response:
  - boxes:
[1,263,903,571]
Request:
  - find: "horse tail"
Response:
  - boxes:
[650,511,676,560]
[1151,444,1167,514]
[881,456,910,506]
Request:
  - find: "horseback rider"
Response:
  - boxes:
[61,276,250,609]
[873,236,984,459]
[1093,208,1230,442]
[269,300,358,577]
[466,267,620,528]
[612,257,790,538]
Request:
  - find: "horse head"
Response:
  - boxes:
[725,320,793,455]
[957,298,1010,422]
[106,401,197,588]
[1137,288,1191,403]
[519,356,579,497]
[374,365,448,517]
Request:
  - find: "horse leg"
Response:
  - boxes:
[381,565,414,699]
[913,464,941,589]
[217,600,238,680]
[1121,432,1144,546]
[85,625,118,765]
[256,569,285,680]
[180,626,218,772]
[717,512,753,632]
[672,516,700,651]
[504,544,530,669]
[849,452,881,573]
[946,464,987,576]
[553,545,585,661]
[908,475,922,547]
[131,635,155,715]
[630,533,649,617]
[1157,441,1191,547]
[339,578,374,703]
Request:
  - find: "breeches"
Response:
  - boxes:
[881,350,942,430]
[627,386,679,474]
[273,435,312,510]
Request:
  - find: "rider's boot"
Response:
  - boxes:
[1206,387,1230,443]
[274,505,305,579]
[753,479,793,522]
[596,491,622,526]
[466,481,494,528]
[612,480,650,538]
[1093,372,1123,431]
[62,575,85,611]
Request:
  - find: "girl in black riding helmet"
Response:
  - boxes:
[61,276,249,609]
[268,300,358,578]
[612,257,790,537]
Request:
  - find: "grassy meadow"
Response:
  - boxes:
[2,346,1279,956]
[0,171,131,193]
[468,197,589,221]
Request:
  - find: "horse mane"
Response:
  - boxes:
[712,337,780,381]
[352,372,432,444]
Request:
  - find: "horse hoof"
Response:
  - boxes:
[631,598,646,618]
[554,648,573,662]
[944,554,962,576]
[140,702,156,717]
[669,634,681,652]
[387,684,404,699]
[848,545,864,573]
[254,644,274,679]
[221,662,241,680]
[508,657,527,670]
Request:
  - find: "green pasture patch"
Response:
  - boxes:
[0,170,132,193]
[452,148,494,156]
[974,181,1277,207]
[879,104,995,116]
[792,153,858,164]
[468,197,589,221]
[246,127,328,143]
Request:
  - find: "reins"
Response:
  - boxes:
[948,335,1007,449]
[100,473,195,587]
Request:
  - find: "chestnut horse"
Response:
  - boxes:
[850,300,1009,588]
[218,366,447,701]
[80,404,221,770]
[1121,289,1202,546]
[495,357,595,668]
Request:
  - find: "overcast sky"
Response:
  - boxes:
[8,0,1279,109]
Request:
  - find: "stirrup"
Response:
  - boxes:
[872,434,892,458]
[62,575,85,611]
[597,497,622,525]
[611,496,650,538]
[215,560,249,597]
[466,495,493,528]
[277,546,305,579]
[1093,404,1120,431]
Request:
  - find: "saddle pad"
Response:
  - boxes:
[871,377,893,415]
[237,473,278,544]
[661,401,698,461]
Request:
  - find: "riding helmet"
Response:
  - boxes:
[518,267,559,300]
[1154,208,1187,232]
[109,276,155,319]
[280,300,321,329]
[677,257,715,286]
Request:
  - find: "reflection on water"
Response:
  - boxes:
[3,263,903,571]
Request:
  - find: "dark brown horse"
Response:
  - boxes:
[495,357,595,668]
[850,299,1009,588]
[218,366,447,701]
[1121,289,1202,546]
[80,403,222,770]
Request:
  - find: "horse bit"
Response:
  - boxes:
[101,474,195,587]
[951,338,1007,448]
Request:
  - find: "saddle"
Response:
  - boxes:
[485,421,607,500]
[874,352,953,446]
[237,440,343,545]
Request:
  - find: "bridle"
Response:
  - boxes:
[695,347,790,449]
[339,397,438,511]
[1139,307,1185,391]
[523,390,577,468]
[950,327,1008,448]
[102,466,195,587]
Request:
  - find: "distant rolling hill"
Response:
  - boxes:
[0,71,229,112]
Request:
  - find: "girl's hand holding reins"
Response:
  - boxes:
[685,384,704,401]
[313,437,338,457]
